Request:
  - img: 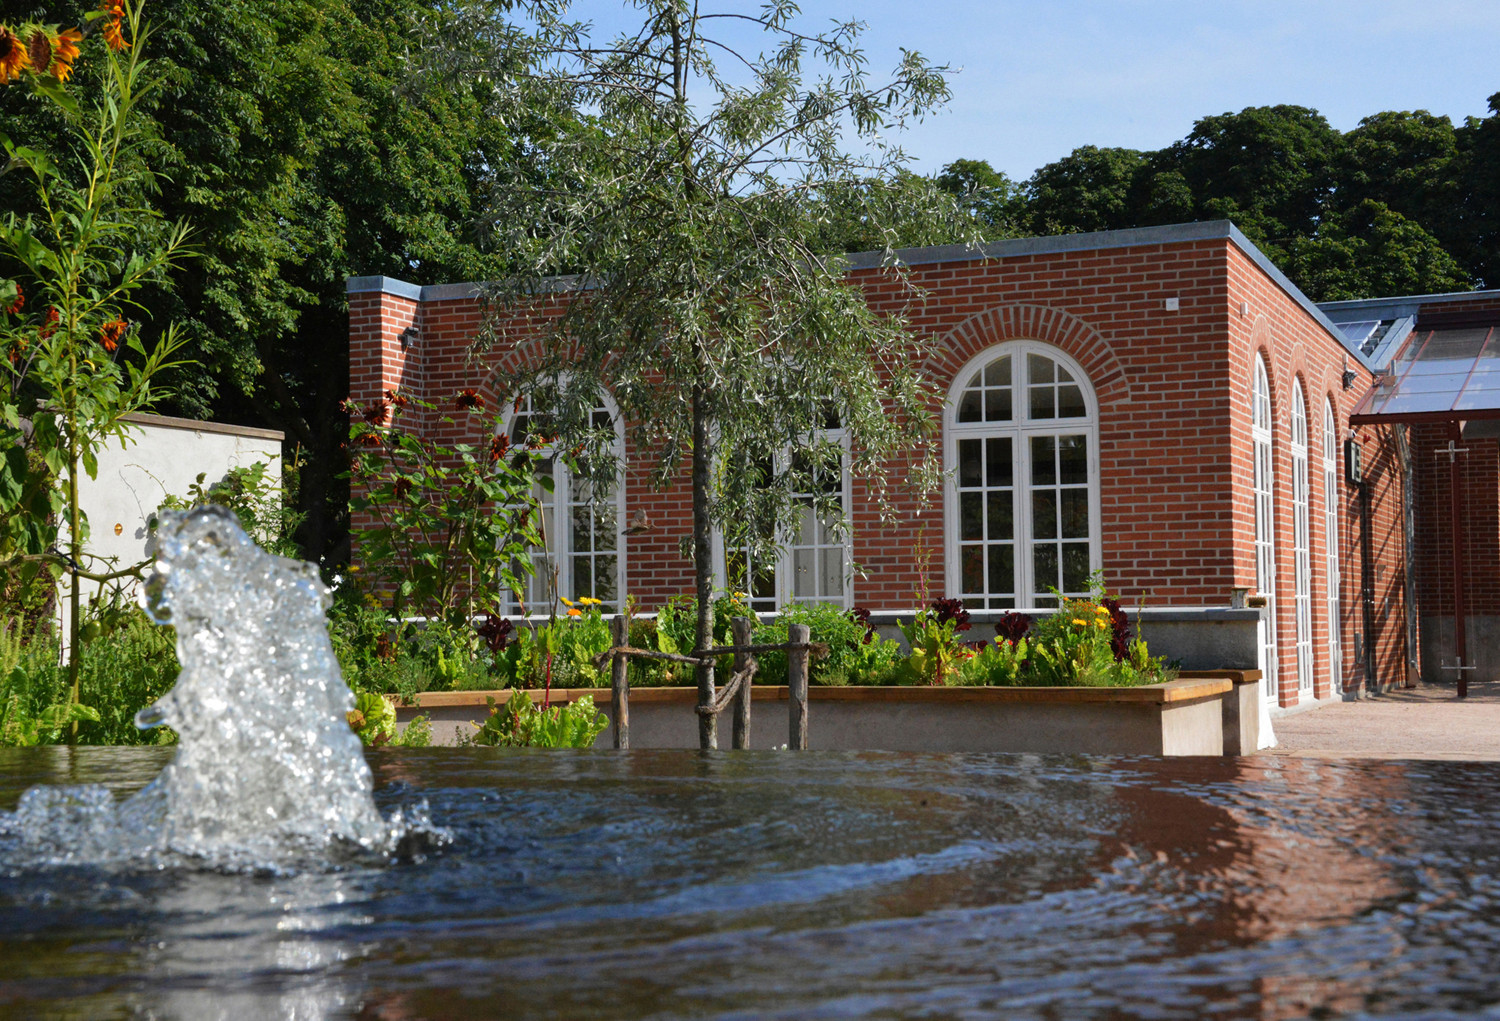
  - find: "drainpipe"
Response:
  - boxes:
[1392,425,1419,688]
[1358,468,1376,694]
[1447,421,1469,698]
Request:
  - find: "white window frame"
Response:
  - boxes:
[943,341,1101,609]
[1323,399,1343,697]
[712,428,854,610]
[501,392,626,614]
[1252,356,1279,707]
[1290,378,1314,699]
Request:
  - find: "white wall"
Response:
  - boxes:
[59,412,284,622]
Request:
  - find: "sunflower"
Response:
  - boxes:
[25,27,51,76]
[97,1,128,52]
[0,26,31,83]
[50,28,82,81]
[99,319,129,352]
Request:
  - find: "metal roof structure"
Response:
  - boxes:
[1349,323,1500,425]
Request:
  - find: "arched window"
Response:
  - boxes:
[504,393,624,613]
[945,342,1099,608]
[718,424,852,610]
[1290,377,1313,699]
[1323,399,1343,695]
[1251,356,1279,706]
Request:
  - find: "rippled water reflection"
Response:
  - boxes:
[5,747,1500,1019]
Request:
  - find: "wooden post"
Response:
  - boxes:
[788,622,809,750]
[610,615,630,749]
[731,616,753,749]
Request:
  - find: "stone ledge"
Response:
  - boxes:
[397,677,1231,710]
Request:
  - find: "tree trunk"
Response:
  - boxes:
[66,440,81,745]
[691,384,716,750]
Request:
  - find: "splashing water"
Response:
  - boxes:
[1,506,443,870]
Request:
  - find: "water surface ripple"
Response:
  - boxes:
[5,747,1500,1019]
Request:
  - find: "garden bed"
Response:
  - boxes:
[394,675,1243,756]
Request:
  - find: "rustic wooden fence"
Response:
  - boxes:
[595,617,824,750]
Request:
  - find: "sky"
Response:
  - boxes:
[575,0,1500,181]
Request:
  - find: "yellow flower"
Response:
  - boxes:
[1095,606,1109,615]
[50,28,82,81]
[579,596,601,606]
[0,26,31,83]
[97,1,129,51]
[560,597,575,607]
[1070,618,1086,626]
[1094,619,1107,628]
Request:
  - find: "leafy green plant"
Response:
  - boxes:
[346,390,545,627]
[468,690,607,748]
[0,617,98,746]
[346,691,431,748]
[752,603,901,686]
[0,2,194,725]
[954,635,1030,687]
[893,599,975,685]
[159,459,303,559]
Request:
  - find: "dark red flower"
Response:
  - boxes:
[339,398,360,415]
[488,433,510,463]
[476,613,514,653]
[392,477,413,499]
[929,597,971,632]
[354,431,384,448]
[847,606,877,645]
[455,388,484,411]
[385,388,409,408]
[39,306,59,339]
[1101,597,1131,661]
[2,284,22,316]
[994,611,1033,645]
[98,319,128,353]
[363,401,390,426]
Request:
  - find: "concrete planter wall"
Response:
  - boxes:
[395,674,1258,756]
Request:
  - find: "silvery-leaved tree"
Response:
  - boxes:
[466,0,966,748]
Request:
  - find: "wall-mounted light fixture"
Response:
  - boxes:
[400,325,419,350]
[1341,352,1358,391]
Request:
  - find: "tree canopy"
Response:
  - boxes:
[466,0,960,747]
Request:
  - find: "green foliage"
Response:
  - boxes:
[954,635,1030,687]
[0,606,177,746]
[1284,200,1473,301]
[346,690,431,748]
[468,690,607,749]
[74,602,180,745]
[0,4,195,723]
[0,619,97,747]
[158,459,303,559]
[346,392,545,625]
[752,602,901,686]
[1019,595,1172,689]
[471,2,957,701]
[893,607,972,686]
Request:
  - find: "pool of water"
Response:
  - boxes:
[4,747,1500,1019]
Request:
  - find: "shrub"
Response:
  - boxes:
[753,602,902,686]
[467,690,608,748]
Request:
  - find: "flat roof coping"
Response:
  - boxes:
[346,219,1373,368]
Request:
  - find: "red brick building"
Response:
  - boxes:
[348,220,1500,710]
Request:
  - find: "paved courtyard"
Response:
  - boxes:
[1269,680,1500,760]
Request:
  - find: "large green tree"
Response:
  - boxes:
[472,0,957,748]
[0,0,541,568]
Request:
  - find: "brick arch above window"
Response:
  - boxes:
[930,304,1131,409]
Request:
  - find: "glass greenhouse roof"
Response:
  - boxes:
[1351,324,1500,423]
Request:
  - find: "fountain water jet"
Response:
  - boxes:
[0,506,442,870]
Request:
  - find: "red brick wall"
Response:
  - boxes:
[347,232,1415,701]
